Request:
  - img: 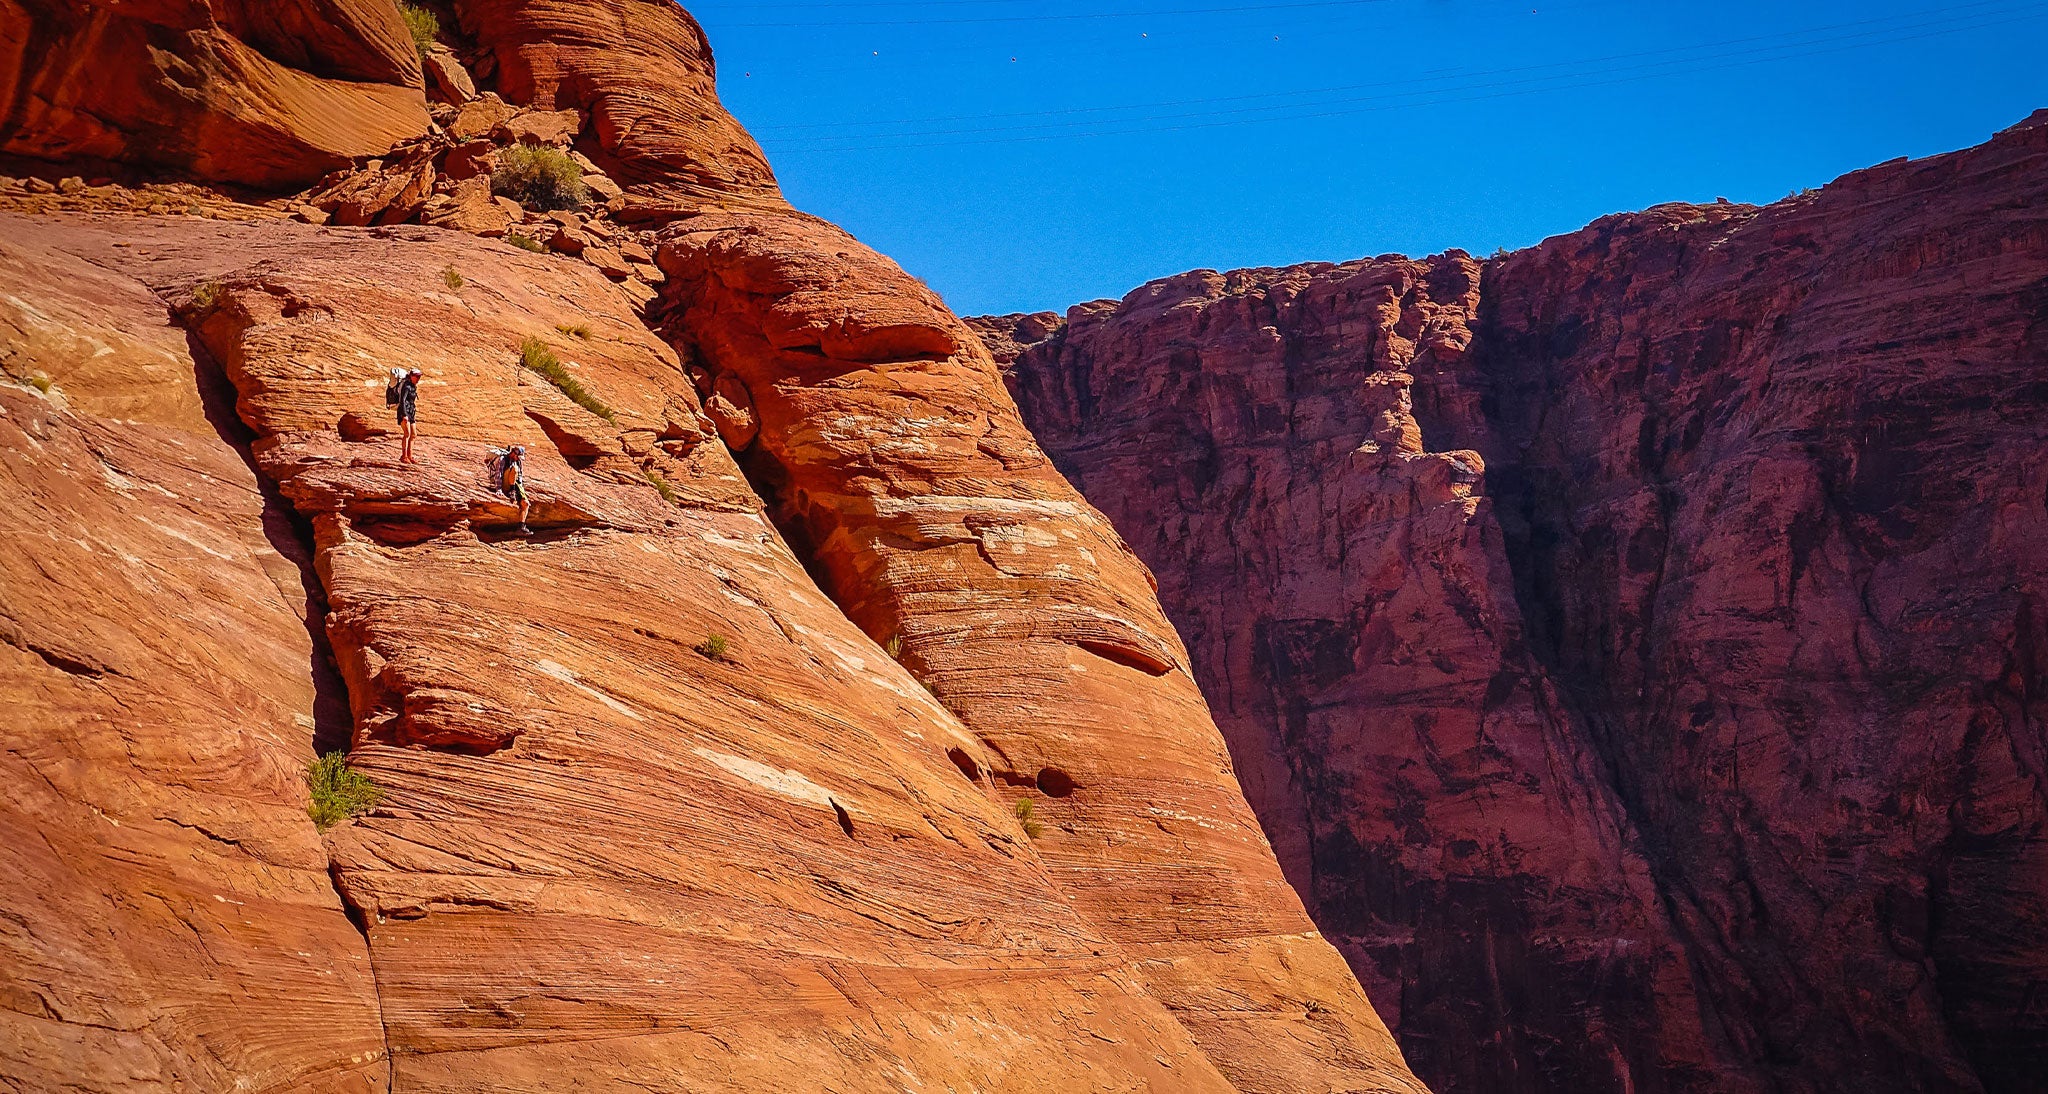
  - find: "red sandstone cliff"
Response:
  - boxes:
[0,2,1427,1091]
[989,112,2048,1093]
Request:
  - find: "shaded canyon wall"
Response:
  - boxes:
[988,111,2048,1094]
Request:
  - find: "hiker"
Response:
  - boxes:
[387,367,422,463]
[489,444,530,534]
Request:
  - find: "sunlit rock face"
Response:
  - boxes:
[0,0,1433,1089]
[993,111,2048,1094]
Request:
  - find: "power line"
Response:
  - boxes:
[758,7,2045,152]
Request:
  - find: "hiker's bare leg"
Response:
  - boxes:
[401,419,415,462]
[519,498,530,529]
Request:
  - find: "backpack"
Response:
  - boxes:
[484,448,509,492]
[385,368,407,406]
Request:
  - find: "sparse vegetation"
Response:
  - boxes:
[189,279,222,312]
[1491,246,1511,260]
[441,265,464,290]
[884,635,903,661]
[695,634,731,660]
[519,336,615,421]
[398,2,439,58]
[307,751,382,831]
[492,145,589,212]
[504,230,546,253]
[1015,798,1044,840]
[26,373,52,394]
[556,322,591,339]
[645,469,678,504]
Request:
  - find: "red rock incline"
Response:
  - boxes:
[657,208,1431,1094]
[990,112,2048,1093]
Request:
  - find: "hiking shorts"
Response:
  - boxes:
[507,481,527,504]
[396,405,417,425]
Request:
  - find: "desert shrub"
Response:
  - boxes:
[399,2,438,57]
[696,634,730,660]
[504,230,546,253]
[518,336,614,421]
[492,145,589,212]
[441,265,464,290]
[884,635,903,660]
[307,751,382,831]
[1015,798,1044,840]
[645,469,678,504]
[27,373,52,394]
[189,280,222,311]
[556,322,590,339]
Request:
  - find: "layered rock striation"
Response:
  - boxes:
[0,1,1430,1091]
[991,112,2048,1093]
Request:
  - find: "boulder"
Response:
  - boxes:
[421,178,514,237]
[494,108,584,147]
[448,94,517,142]
[422,47,476,106]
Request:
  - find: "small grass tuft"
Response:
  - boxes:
[884,635,903,661]
[555,322,591,339]
[441,265,464,290]
[519,336,615,421]
[307,751,382,831]
[504,230,546,253]
[27,373,52,394]
[695,634,731,661]
[189,279,223,312]
[645,469,678,504]
[492,145,589,212]
[1015,798,1044,840]
[398,2,439,58]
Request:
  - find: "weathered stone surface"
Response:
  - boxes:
[493,108,583,147]
[453,0,783,210]
[658,207,1431,1094]
[998,112,2048,1093]
[0,0,428,190]
[4,210,1402,1093]
[421,177,514,237]
[311,146,437,227]
[0,218,387,1093]
[447,93,517,143]
[423,47,476,106]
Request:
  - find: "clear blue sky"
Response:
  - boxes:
[686,1,2047,316]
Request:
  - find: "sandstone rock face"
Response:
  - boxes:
[453,0,783,212]
[656,208,1429,1094]
[995,113,2048,1093]
[0,220,386,1092]
[0,0,428,189]
[0,203,1425,1092]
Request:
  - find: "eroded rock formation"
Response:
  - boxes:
[992,112,2048,1093]
[0,0,429,188]
[0,1,1429,1090]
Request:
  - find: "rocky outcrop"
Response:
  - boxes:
[993,112,2048,1093]
[0,0,429,189]
[655,208,1429,1094]
[451,0,784,213]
